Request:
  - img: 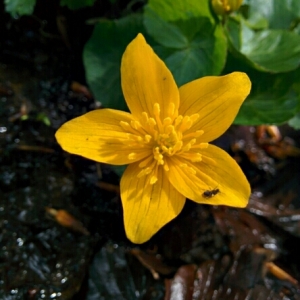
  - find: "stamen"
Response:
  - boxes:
[142,112,149,123]
[174,115,183,127]
[148,118,156,127]
[153,103,163,131]
[190,114,199,123]
[172,141,183,153]
[163,117,172,126]
[202,155,217,165]
[144,135,152,143]
[165,125,174,134]
[163,159,170,171]
[192,142,209,149]
[150,175,158,184]
[153,103,160,117]
[153,147,164,165]
[178,116,192,132]
[128,134,143,142]
[130,120,142,130]
[180,152,202,162]
[120,121,131,132]
[183,130,204,140]
[168,102,176,117]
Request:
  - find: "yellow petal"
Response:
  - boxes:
[121,33,180,120]
[179,72,251,142]
[121,163,185,244]
[167,144,250,207]
[55,109,151,165]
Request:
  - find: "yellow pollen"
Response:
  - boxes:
[163,117,172,126]
[128,134,143,142]
[121,107,208,184]
[120,121,131,131]
[174,115,183,127]
[148,118,156,127]
[153,103,160,116]
[168,102,176,117]
[164,159,170,171]
[192,142,209,149]
[142,112,149,123]
[190,114,199,123]
[150,175,158,184]
[131,120,141,130]
[144,135,152,143]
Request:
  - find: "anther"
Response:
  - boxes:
[130,120,142,130]
[153,103,160,117]
[190,114,199,123]
[150,175,158,184]
[192,142,208,149]
[163,117,172,126]
[168,102,176,117]
[144,135,152,143]
[120,121,131,131]
[174,115,183,127]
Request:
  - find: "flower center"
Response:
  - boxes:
[120,103,208,184]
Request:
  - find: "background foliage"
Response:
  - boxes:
[5,0,300,127]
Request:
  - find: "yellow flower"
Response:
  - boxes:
[212,0,243,15]
[55,34,251,244]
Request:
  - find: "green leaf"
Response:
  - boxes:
[236,91,299,125]
[4,0,36,15]
[110,165,126,177]
[83,15,145,110]
[247,0,300,30]
[158,24,227,86]
[144,0,227,86]
[60,0,96,10]
[227,19,300,73]
[234,68,300,125]
[143,8,189,49]
[146,0,213,22]
[288,113,300,129]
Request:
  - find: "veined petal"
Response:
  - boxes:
[55,109,151,165]
[121,163,185,244]
[167,144,250,207]
[121,34,180,120]
[179,72,251,142]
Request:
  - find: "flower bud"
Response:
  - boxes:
[212,0,243,15]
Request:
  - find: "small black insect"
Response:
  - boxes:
[202,188,220,198]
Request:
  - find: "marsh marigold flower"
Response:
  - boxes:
[212,0,243,15]
[55,34,251,244]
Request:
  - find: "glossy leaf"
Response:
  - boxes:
[4,0,36,15]
[83,15,145,110]
[247,0,300,30]
[144,0,227,86]
[234,69,300,125]
[227,19,300,73]
[60,0,96,10]
[146,0,213,23]
[288,113,300,129]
